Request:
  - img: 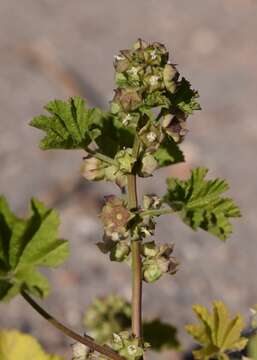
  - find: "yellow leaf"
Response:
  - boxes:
[192,344,217,360]
[192,305,213,342]
[187,301,247,360]
[212,301,229,347]
[0,330,63,360]
[185,324,209,345]
[221,314,245,350]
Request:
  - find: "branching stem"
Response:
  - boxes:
[21,291,124,360]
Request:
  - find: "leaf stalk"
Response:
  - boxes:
[21,290,124,360]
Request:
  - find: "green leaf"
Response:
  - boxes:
[30,96,105,150]
[0,196,69,302]
[0,196,17,265]
[186,301,248,360]
[143,319,180,351]
[15,266,50,298]
[0,330,63,360]
[163,167,241,240]
[92,115,135,158]
[153,135,185,167]
[171,77,201,115]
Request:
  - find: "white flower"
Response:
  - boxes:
[127,345,138,355]
[122,114,132,125]
[146,131,157,143]
[114,54,125,61]
[113,333,122,343]
[111,232,120,241]
[127,67,138,76]
[149,75,160,86]
[150,50,157,60]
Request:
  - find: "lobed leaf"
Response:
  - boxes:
[0,196,69,302]
[163,167,241,240]
[30,96,105,150]
[171,77,201,115]
[186,301,247,360]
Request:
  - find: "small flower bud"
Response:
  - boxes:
[110,240,131,262]
[140,154,158,177]
[114,54,130,73]
[162,114,188,143]
[113,88,142,112]
[133,38,148,50]
[163,64,179,93]
[115,149,136,173]
[139,122,163,150]
[81,157,105,181]
[72,342,91,360]
[143,258,162,283]
[141,241,159,257]
[143,194,162,210]
[104,165,127,188]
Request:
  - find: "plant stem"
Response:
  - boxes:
[127,134,142,339]
[138,208,174,217]
[85,147,118,166]
[21,291,124,360]
[127,174,142,339]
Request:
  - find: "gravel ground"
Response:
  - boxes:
[1,1,257,358]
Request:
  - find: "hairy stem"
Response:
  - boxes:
[21,291,124,360]
[85,147,118,166]
[138,208,174,217]
[127,174,142,339]
[127,134,142,338]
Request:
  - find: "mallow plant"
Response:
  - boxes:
[0,39,253,360]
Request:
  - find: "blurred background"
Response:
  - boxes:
[1,0,257,358]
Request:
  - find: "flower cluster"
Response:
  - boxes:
[97,194,178,283]
[80,39,199,188]
[76,332,149,360]
[111,38,200,146]
[81,149,137,188]
[141,242,178,283]
[111,39,177,116]
[111,331,150,360]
